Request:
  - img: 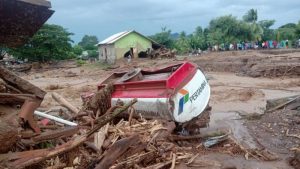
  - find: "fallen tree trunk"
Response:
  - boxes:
[31,127,79,144]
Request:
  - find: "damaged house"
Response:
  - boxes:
[97,30,160,64]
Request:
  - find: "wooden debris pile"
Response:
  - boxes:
[150,47,176,59]
[0,67,283,168]
[0,65,46,152]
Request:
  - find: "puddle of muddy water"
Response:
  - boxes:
[201,111,258,149]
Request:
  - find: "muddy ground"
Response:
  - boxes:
[21,49,300,169]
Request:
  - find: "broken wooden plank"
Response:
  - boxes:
[19,99,42,133]
[95,135,140,169]
[31,127,79,143]
[94,123,109,150]
[112,151,157,169]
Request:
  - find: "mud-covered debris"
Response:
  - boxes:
[266,95,300,112]
[81,83,114,117]
[289,150,300,169]
[204,134,229,148]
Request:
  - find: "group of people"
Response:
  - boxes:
[211,40,291,51]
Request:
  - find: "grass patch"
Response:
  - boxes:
[76,59,86,66]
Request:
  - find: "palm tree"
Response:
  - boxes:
[243,9,262,41]
[243,9,258,23]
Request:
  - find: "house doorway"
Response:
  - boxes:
[138,51,147,58]
[124,48,134,58]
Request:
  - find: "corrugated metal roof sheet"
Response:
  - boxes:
[98,30,132,45]
[97,30,163,47]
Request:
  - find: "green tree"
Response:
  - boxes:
[276,27,296,41]
[259,20,276,40]
[296,21,300,39]
[87,50,99,58]
[279,23,297,29]
[149,27,174,48]
[250,22,263,41]
[0,47,7,60]
[78,35,98,50]
[72,45,83,56]
[243,9,263,41]
[243,9,258,23]
[276,23,298,47]
[174,31,190,54]
[207,15,250,44]
[8,24,74,62]
[189,26,207,50]
[276,23,297,41]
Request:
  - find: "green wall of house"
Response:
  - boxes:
[114,32,152,59]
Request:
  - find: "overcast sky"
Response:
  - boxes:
[47,0,300,43]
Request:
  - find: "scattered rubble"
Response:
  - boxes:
[245,95,300,168]
[0,67,288,168]
[1,1,300,168]
[150,47,176,59]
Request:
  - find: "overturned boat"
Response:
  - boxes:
[98,62,211,126]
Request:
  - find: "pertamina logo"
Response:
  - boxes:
[177,80,207,116]
[178,89,189,115]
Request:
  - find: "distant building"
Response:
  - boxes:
[97,30,160,64]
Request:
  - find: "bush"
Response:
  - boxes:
[76,59,86,66]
